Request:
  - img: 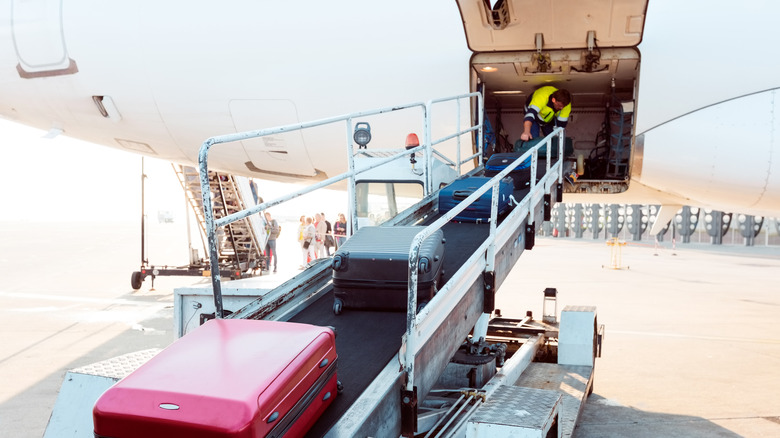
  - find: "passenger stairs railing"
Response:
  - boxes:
[199,92,484,317]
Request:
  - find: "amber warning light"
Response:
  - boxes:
[405,133,420,166]
[405,133,419,149]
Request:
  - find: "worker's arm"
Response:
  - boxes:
[520,120,533,141]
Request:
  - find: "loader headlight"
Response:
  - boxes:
[353,122,371,149]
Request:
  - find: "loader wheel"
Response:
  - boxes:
[131,271,143,290]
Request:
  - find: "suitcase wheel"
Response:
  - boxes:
[337,380,344,394]
[333,298,344,315]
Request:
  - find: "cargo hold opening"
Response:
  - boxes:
[471,48,640,195]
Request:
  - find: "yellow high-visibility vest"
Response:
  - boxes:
[525,86,571,125]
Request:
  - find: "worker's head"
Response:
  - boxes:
[551,89,572,110]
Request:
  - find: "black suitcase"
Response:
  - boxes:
[331,226,445,314]
[438,176,513,223]
[484,153,531,189]
[514,136,573,159]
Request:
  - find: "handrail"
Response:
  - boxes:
[427,93,484,183]
[198,93,482,317]
[400,128,565,392]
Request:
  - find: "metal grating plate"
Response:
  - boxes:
[71,349,161,380]
[516,363,593,437]
[471,385,561,429]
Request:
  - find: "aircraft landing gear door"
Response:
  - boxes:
[355,182,424,228]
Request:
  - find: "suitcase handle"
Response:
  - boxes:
[332,252,348,271]
[453,189,476,200]
[418,257,430,274]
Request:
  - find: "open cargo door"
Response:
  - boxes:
[456,0,649,193]
[456,0,646,52]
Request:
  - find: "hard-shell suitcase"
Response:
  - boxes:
[93,319,338,438]
[331,226,445,314]
[484,153,532,189]
[438,176,513,222]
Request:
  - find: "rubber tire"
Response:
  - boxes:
[131,271,143,290]
[333,299,343,315]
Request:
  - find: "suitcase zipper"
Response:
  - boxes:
[266,358,338,438]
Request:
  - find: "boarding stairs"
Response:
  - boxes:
[173,165,267,273]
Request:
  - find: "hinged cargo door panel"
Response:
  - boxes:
[457,0,648,52]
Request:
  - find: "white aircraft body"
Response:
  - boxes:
[0,0,778,218]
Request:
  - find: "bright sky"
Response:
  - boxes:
[0,119,141,222]
[0,118,348,224]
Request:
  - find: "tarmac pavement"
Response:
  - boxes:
[2,221,779,437]
[495,238,780,437]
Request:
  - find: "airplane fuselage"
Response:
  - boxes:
[0,0,777,216]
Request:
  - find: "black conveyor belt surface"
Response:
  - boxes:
[430,221,489,285]
[290,290,406,437]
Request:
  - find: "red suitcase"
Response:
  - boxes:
[93,319,338,438]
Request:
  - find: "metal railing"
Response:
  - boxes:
[198,92,483,317]
[400,128,565,393]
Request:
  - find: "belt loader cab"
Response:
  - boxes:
[353,132,460,228]
[458,0,647,195]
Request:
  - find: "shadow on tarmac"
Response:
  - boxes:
[577,393,746,437]
[1,287,177,438]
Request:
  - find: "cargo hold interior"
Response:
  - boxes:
[471,46,641,195]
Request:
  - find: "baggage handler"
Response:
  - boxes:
[520,86,572,141]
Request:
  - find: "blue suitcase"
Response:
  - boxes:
[438,176,513,222]
[484,153,531,189]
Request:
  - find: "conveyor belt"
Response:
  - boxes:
[289,290,406,437]
[291,162,554,436]
[425,162,548,285]
[292,222,489,436]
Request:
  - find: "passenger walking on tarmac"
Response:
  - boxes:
[333,213,348,249]
[301,217,317,269]
[297,215,306,248]
[519,86,572,141]
[297,216,306,269]
[323,213,334,256]
[314,213,327,258]
[264,211,280,273]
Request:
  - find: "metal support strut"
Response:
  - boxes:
[401,386,418,437]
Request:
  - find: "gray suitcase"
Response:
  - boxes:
[331,226,445,314]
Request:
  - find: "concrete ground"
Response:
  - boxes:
[2,221,779,437]
[495,237,780,438]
